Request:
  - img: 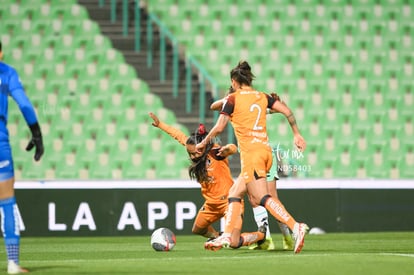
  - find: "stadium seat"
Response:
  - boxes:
[333,156,357,178]
[156,164,181,179]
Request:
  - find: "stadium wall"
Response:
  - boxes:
[15,180,414,236]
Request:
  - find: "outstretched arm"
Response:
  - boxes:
[270,101,306,152]
[149,112,188,146]
[210,98,224,111]
[196,114,229,152]
[217,143,238,158]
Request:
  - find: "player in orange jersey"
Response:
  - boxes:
[149,112,266,247]
[211,94,294,251]
[197,61,308,253]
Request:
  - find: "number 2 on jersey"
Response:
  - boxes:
[250,104,263,130]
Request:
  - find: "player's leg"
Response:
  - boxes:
[192,223,219,239]
[266,150,293,249]
[258,193,308,254]
[205,199,265,250]
[248,160,280,251]
[247,178,308,253]
[249,205,274,250]
[0,177,28,274]
[192,202,225,239]
[249,180,301,251]
[0,144,28,274]
[238,223,267,247]
[244,151,295,230]
[246,151,308,254]
[204,178,246,250]
[268,179,293,250]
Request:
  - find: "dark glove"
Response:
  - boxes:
[26,122,44,161]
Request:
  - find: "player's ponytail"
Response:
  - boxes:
[230,60,255,86]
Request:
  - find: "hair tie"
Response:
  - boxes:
[197,124,206,135]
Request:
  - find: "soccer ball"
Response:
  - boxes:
[151,228,176,251]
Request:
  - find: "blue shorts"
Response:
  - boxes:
[0,123,14,181]
[266,150,279,182]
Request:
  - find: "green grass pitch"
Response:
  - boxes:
[0,232,413,274]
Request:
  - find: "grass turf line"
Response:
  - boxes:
[0,232,412,274]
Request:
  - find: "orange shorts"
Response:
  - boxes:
[239,148,272,183]
[193,201,227,230]
[193,199,245,230]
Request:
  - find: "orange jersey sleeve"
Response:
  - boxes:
[157,121,188,146]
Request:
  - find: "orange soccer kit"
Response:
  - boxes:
[157,121,235,233]
[221,88,298,231]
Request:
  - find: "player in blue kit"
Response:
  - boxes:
[0,41,44,274]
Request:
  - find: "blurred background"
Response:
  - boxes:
[1,0,413,181]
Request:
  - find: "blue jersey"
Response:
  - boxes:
[0,61,39,180]
[0,61,38,127]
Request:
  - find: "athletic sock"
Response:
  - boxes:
[260,195,296,230]
[222,198,243,238]
[277,221,291,236]
[239,231,266,247]
[252,206,271,238]
[0,197,20,264]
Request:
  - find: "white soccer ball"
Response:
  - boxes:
[151,228,176,251]
[309,227,326,235]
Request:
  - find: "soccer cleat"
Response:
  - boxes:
[248,242,258,250]
[250,237,275,250]
[292,223,309,254]
[206,237,215,243]
[249,224,273,250]
[204,235,231,251]
[255,224,267,245]
[7,261,29,274]
[205,231,223,243]
[282,234,294,251]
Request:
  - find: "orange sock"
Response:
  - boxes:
[224,198,243,236]
[240,231,265,247]
[223,198,243,248]
[261,195,296,230]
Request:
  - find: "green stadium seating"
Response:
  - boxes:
[155,144,189,179]
[1,1,190,180]
[4,0,413,179]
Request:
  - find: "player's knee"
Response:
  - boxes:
[228,197,242,204]
[231,237,244,249]
[230,238,242,249]
[191,225,205,235]
[259,194,271,207]
[248,196,260,207]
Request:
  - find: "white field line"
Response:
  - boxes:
[15,179,414,189]
[380,253,414,258]
[21,253,414,264]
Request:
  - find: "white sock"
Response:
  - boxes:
[252,206,271,238]
[278,221,291,237]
